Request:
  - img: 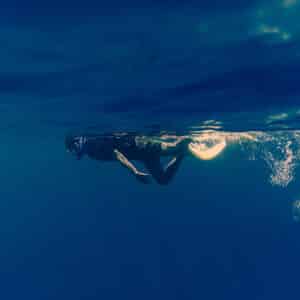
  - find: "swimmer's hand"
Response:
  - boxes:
[134,171,151,184]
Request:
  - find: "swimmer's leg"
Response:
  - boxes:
[143,154,184,185]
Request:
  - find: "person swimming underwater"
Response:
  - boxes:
[65,132,192,185]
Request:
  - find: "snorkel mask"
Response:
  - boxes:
[65,135,88,160]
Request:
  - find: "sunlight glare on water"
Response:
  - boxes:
[173,128,300,188]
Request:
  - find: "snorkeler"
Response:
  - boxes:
[65,132,191,185]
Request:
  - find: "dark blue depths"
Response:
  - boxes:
[1,1,300,299]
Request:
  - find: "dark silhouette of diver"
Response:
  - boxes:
[65,132,191,185]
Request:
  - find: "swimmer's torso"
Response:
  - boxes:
[85,134,162,161]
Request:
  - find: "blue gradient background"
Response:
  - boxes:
[1,1,300,299]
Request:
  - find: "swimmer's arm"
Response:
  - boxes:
[113,149,151,184]
[113,149,140,174]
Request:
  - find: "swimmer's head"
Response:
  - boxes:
[65,134,87,159]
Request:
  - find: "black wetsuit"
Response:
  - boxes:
[85,134,162,161]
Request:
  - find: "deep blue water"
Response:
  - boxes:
[1,1,300,299]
